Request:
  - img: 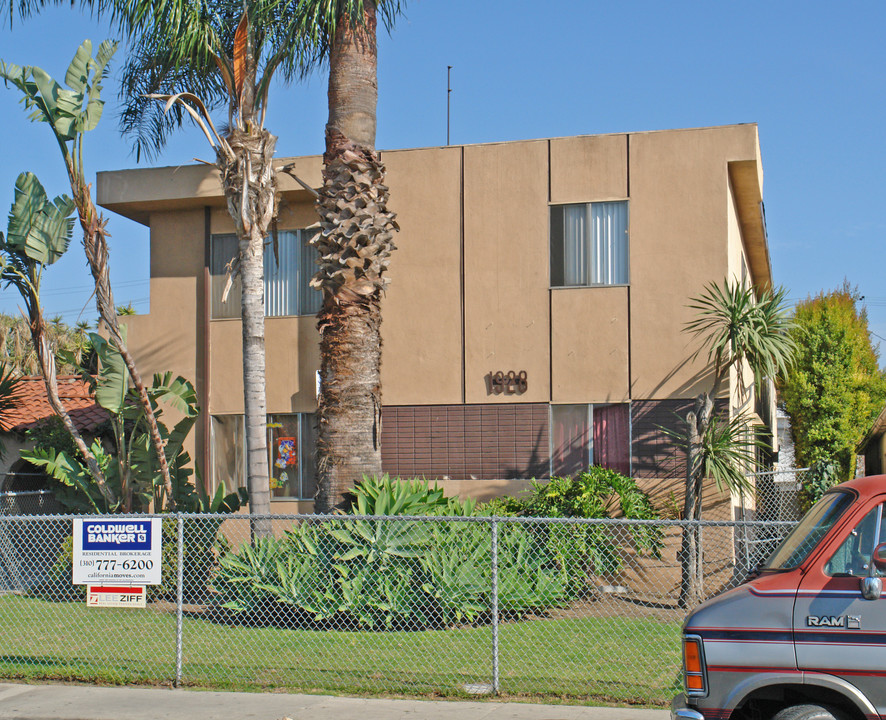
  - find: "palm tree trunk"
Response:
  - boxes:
[313,2,398,513]
[679,393,714,609]
[217,128,278,535]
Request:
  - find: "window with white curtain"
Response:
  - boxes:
[210,230,321,319]
[550,201,629,287]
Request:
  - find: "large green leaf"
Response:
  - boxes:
[81,40,118,133]
[147,372,199,417]
[6,172,47,252]
[64,39,92,94]
[29,66,81,141]
[6,172,74,266]
[89,331,128,414]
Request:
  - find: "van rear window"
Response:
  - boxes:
[761,491,855,570]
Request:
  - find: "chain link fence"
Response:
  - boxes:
[0,513,796,704]
[751,468,808,522]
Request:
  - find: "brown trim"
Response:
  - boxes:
[202,206,212,491]
[547,138,552,204]
[627,286,633,401]
[459,146,466,404]
[547,139,553,402]
[626,133,631,198]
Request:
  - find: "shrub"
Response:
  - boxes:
[213,475,567,629]
[483,467,663,593]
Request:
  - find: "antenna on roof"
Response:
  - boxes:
[447,65,452,146]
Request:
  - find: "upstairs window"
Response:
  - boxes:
[550,201,629,287]
[210,230,321,319]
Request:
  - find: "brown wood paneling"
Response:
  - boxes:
[381,403,550,481]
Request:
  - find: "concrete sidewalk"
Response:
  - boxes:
[0,683,671,720]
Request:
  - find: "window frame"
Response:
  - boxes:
[209,412,317,501]
[209,229,320,320]
[549,199,631,289]
[548,402,633,478]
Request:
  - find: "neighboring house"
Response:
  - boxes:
[96,123,777,515]
[0,375,108,492]
[859,404,886,476]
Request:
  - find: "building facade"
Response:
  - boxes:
[97,123,776,513]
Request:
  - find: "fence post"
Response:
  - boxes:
[698,522,705,599]
[175,513,184,688]
[490,517,500,694]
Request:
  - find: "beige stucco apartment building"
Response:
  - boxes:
[96,123,776,513]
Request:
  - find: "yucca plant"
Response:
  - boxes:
[678,279,795,606]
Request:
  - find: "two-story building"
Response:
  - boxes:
[96,122,776,515]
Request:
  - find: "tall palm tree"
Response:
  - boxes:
[305,1,401,512]
[6,0,405,516]
[678,279,795,606]
[119,0,403,514]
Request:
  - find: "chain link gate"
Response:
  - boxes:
[0,513,797,704]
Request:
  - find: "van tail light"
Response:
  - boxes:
[683,635,708,696]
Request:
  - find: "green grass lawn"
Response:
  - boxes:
[0,595,682,705]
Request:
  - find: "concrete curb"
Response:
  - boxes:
[0,683,671,720]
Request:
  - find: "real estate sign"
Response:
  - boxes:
[86,585,147,608]
[72,518,162,585]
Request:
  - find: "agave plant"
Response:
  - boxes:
[678,279,795,607]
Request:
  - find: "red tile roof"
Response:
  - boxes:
[0,375,109,433]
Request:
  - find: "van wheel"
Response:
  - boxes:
[771,705,847,720]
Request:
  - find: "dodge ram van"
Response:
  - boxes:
[673,475,886,720]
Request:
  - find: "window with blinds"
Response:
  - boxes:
[210,230,321,319]
[550,201,629,287]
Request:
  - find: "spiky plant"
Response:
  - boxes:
[677,279,795,607]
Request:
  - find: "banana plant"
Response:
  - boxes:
[57,332,206,512]
[0,171,113,504]
[0,40,179,509]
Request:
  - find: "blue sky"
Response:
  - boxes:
[1,0,885,358]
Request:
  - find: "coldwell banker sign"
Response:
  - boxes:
[72,519,162,585]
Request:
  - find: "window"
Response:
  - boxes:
[550,403,630,477]
[826,504,886,577]
[210,230,321,319]
[762,491,854,570]
[550,201,629,287]
[210,413,317,501]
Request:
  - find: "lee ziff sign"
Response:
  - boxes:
[72,519,162,585]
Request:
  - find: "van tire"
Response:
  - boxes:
[771,705,846,720]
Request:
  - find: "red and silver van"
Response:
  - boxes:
[673,475,886,720]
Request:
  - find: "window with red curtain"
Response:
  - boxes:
[593,403,631,476]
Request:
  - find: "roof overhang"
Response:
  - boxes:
[97,156,324,226]
[728,159,773,291]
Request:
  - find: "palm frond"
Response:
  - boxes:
[663,411,765,494]
[685,279,796,387]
